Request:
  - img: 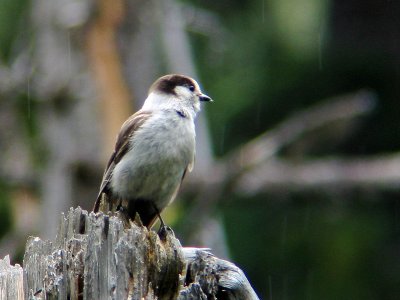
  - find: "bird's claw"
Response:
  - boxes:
[158,225,174,240]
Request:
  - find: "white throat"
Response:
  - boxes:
[142,92,199,119]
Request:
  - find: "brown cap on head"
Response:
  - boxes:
[149,74,200,96]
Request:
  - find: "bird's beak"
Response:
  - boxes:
[199,93,213,102]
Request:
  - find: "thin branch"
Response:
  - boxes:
[223,89,377,176]
[236,153,400,194]
[184,89,377,190]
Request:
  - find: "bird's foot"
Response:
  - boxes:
[158,224,175,241]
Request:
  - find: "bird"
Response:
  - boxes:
[93,74,212,228]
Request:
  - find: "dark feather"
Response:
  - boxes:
[149,74,198,96]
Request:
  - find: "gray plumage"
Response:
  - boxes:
[94,74,212,228]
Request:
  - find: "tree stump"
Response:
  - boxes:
[23,207,183,299]
[21,207,259,299]
[0,255,24,299]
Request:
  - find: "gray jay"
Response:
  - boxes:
[94,74,212,228]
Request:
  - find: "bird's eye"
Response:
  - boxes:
[188,85,195,92]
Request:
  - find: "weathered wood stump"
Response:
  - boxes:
[180,248,260,300]
[20,207,259,299]
[23,207,183,299]
[0,255,24,299]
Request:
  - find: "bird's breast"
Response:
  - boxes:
[110,112,195,202]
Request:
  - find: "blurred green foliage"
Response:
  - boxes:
[0,0,29,62]
[0,182,13,239]
[192,0,400,157]
[223,193,400,299]
[189,0,400,299]
[15,94,48,168]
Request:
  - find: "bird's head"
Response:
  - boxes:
[145,74,212,117]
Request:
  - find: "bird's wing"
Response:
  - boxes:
[93,110,153,212]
